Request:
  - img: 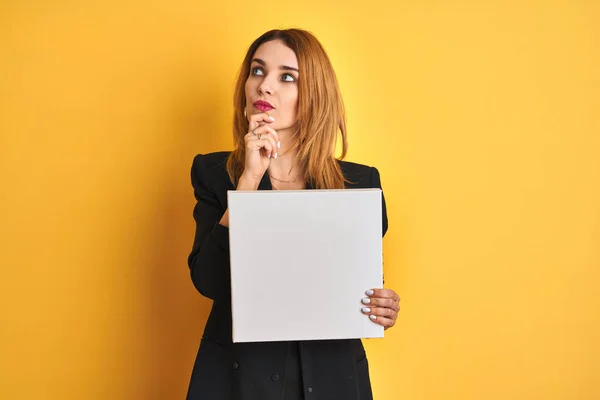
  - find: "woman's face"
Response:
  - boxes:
[245,40,299,133]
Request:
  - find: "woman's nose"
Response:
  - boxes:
[258,77,273,95]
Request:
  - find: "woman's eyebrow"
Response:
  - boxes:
[252,58,299,72]
[280,65,299,72]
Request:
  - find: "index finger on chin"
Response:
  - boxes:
[249,112,275,127]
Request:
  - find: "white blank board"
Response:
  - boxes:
[228,189,383,343]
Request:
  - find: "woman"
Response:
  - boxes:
[186,28,401,400]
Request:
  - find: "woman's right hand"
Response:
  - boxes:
[220,113,281,227]
[241,112,280,184]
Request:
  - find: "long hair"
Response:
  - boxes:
[226,29,348,189]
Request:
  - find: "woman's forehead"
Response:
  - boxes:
[253,40,298,68]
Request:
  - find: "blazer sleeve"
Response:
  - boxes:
[371,167,389,237]
[187,154,231,301]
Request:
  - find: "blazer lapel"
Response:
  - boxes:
[258,171,272,191]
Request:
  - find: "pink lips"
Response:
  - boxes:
[253,100,275,112]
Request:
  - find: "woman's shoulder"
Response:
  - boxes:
[191,151,233,189]
[337,159,373,174]
[192,151,231,170]
[337,159,382,189]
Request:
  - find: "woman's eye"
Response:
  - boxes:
[282,73,296,82]
[252,67,264,76]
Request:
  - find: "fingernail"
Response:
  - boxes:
[277,141,281,149]
[268,154,271,159]
[362,298,371,304]
[370,315,377,320]
[362,307,371,313]
[269,116,275,121]
[274,152,278,159]
[365,289,374,296]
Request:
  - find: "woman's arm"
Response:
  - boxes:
[187,154,263,301]
[361,166,401,330]
[187,154,232,301]
[371,166,388,237]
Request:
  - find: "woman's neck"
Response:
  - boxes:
[268,151,301,180]
[267,132,304,189]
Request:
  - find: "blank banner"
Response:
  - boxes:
[228,189,384,343]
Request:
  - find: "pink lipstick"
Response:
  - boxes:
[253,100,275,112]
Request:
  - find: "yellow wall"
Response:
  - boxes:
[1,1,598,399]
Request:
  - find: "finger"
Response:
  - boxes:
[257,139,275,159]
[251,125,280,152]
[367,315,396,329]
[248,130,277,159]
[366,288,400,302]
[264,133,278,159]
[361,296,400,312]
[361,306,397,319]
[248,113,275,131]
[250,128,279,158]
[246,135,274,159]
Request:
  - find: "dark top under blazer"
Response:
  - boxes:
[186,151,388,400]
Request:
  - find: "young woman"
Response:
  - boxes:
[186,28,401,400]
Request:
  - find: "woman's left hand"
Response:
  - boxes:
[361,288,401,330]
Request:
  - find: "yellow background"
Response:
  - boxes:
[1,1,599,399]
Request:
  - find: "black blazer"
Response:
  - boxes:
[186,151,388,400]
